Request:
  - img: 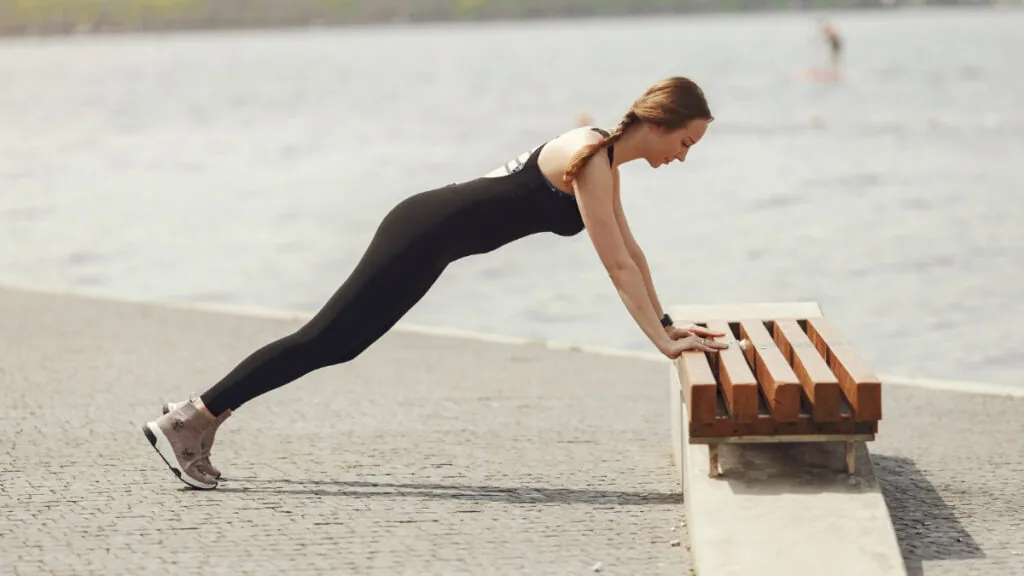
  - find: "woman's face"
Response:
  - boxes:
[643,119,709,169]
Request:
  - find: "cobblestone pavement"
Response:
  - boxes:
[0,287,1021,575]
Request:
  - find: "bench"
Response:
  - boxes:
[667,302,905,576]
[674,302,881,477]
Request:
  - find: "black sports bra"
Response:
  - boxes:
[534,127,615,198]
[589,127,615,164]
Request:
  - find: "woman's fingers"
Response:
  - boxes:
[699,341,729,352]
[687,336,728,353]
[681,324,726,338]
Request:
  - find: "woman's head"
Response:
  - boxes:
[631,76,713,167]
[564,76,713,186]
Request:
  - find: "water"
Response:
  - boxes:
[2,8,1023,387]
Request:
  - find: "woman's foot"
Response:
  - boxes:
[162,400,231,479]
[143,396,221,489]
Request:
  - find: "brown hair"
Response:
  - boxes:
[563,76,713,188]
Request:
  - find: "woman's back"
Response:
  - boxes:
[481,126,614,196]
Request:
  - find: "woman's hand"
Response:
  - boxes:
[659,333,729,359]
[666,323,725,341]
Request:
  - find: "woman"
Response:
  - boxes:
[143,76,730,490]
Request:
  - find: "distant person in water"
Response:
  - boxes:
[142,76,730,490]
[820,19,842,71]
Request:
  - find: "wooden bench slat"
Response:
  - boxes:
[677,352,718,427]
[688,419,876,441]
[738,320,802,422]
[772,319,842,422]
[704,320,759,423]
[692,390,866,438]
[805,318,883,422]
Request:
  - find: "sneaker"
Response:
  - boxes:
[143,396,220,489]
[163,400,230,479]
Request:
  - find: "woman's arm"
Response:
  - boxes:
[610,169,668,323]
[572,155,674,355]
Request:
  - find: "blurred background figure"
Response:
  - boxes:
[801,17,844,83]
[820,18,843,72]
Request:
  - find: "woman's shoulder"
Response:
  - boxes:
[546,125,605,149]
[535,126,616,192]
[539,126,610,165]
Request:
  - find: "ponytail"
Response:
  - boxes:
[562,111,637,189]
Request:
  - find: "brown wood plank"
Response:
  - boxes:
[705,320,759,423]
[692,386,858,439]
[691,400,870,438]
[738,320,802,422]
[676,351,718,429]
[692,385,860,438]
[691,416,872,439]
[772,319,842,422]
[805,318,883,422]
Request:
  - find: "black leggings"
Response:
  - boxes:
[199,189,456,415]
[198,171,571,416]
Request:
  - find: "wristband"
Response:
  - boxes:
[660,313,673,328]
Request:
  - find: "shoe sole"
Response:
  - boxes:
[142,422,217,490]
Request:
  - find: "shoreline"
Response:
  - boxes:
[3,280,1021,398]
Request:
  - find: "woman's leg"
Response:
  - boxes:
[144,187,458,488]
[199,247,448,415]
[200,194,453,415]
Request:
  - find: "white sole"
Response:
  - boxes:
[142,421,217,490]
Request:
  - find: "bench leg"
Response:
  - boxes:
[708,445,721,478]
[845,441,855,474]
